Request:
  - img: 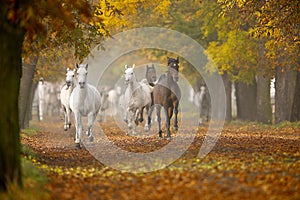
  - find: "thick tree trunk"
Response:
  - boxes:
[0,17,24,190]
[222,73,232,121]
[235,81,257,121]
[275,67,296,124]
[19,58,38,129]
[256,75,272,124]
[291,71,300,122]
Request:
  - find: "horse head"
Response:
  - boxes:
[124,64,135,84]
[65,68,76,88]
[167,57,179,82]
[146,64,157,83]
[76,63,88,89]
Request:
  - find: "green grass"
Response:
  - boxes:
[0,158,50,200]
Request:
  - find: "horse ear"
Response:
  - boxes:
[176,56,179,62]
[124,64,128,69]
[76,63,79,69]
[67,68,70,71]
[132,64,135,69]
[85,63,88,70]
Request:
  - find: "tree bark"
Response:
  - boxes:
[19,58,38,129]
[0,14,24,190]
[235,81,257,121]
[275,67,296,124]
[256,75,272,124]
[291,70,300,122]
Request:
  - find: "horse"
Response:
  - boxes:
[191,84,211,125]
[44,82,61,116]
[123,64,152,134]
[36,78,45,121]
[148,57,181,139]
[97,88,109,122]
[139,64,157,122]
[145,64,157,86]
[107,86,122,116]
[70,63,101,148]
[60,68,76,130]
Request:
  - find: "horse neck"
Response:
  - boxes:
[128,76,139,91]
[77,83,88,102]
[167,68,175,84]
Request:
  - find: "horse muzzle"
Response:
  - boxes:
[79,82,85,88]
[66,81,71,87]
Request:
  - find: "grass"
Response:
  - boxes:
[0,158,50,200]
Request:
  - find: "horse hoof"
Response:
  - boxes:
[75,143,81,149]
[166,136,171,140]
[173,126,178,131]
[139,118,143,123]
[68,124,71,128]
[89,136,94,142]
[86,131,90,136]
[64,127,68,131]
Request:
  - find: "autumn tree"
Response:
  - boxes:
[216,0,300,123]
[0,0,119,191]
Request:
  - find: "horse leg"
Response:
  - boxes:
[156,105,162,138]
[66,107,72,129]
[144,106,150,132]
[173,101,179,131]
[133,109,140,135]
[147,104,154,131]
[87,112,96,142]
[139,106,144,123]
[126,107,134,130]
[198,103,203,126]
[74,112,82,149]
[166,106,173,140]
[63,106,68,131]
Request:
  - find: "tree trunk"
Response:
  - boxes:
[19,57,38,129]
[291,70,300,122]
[256,75,272,124]
[222,73,232,121]
[235,81,257,121]
[0,16,24,190]
[275,67,296,124]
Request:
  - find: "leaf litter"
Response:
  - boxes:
[21,117,300,200]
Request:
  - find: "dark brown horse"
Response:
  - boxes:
[148,57,181,139]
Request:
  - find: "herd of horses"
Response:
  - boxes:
[36,57,211,148]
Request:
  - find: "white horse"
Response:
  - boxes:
[70,63,101,148]
[190,85,211,125]
[60,68,76,130]
[124,64,152,134]
[107,86,122,116]
[36,78,45,121]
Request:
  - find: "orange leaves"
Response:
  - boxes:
[22,118,300,199]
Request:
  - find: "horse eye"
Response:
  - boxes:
[131,73,133,75]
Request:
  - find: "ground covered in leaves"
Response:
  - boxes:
[21,116,300,200]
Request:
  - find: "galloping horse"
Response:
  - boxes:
[149,57,181,139]
[60,68,76,130]
[194,85,211,125]
[123,64,152,134]
[145,64,157,86]
[70,63,101,148]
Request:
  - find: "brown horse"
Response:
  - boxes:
[148,57,181,139]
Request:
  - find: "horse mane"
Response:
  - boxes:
[157,74,166,83]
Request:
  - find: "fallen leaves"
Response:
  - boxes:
[21,118,300,200]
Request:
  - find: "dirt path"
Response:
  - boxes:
[22,116,300,200]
